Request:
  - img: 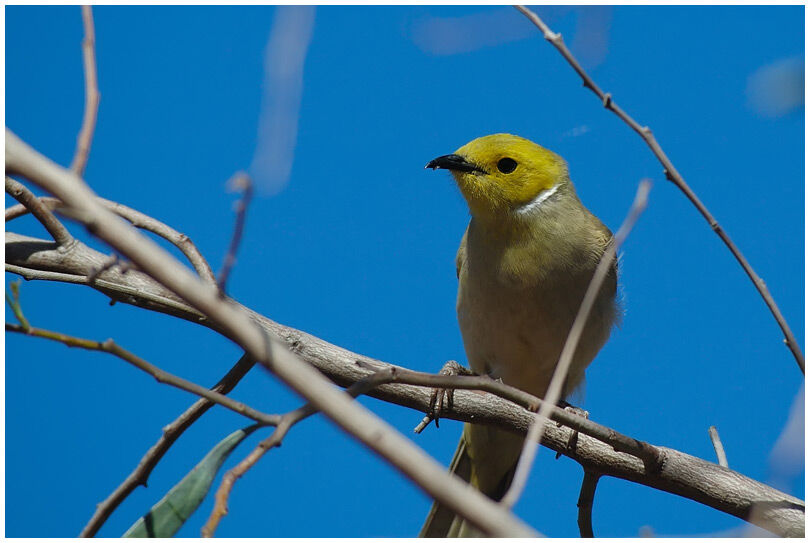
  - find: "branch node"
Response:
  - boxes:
[708,425,728,468]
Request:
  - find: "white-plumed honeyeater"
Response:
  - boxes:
[420,134,619,537]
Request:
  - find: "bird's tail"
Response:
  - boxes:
[419,425,522,537]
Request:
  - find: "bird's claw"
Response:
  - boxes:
[414,360,473,433]
[555,403,589,459]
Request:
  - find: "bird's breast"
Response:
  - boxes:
[456,225,616,400]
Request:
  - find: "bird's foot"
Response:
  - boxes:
[555,402,589,459]
[414,360,474,434]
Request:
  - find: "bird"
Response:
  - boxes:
[419,134,619,537]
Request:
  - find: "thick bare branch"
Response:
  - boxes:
[6,128,537,538]
[515,5,804,373]
[5,229,804,537]
[71,5,100,177]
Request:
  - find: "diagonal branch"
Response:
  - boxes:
[514,5,804,373]
[201,368,401,537]
[6,323,278,428]
[79,355,255,537]
[6,128,538,538]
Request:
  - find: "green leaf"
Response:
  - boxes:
[123,425,258,538]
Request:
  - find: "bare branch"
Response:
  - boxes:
[217,172,253,295]
[201,367,423,537]
[70,5,100,177]
[6,196,216,284]
[5,323,279,428]
[5,228,804,537]
[515,5,804,373]
[79,355,255,537]
[577,470,600,537]
[201,407,309,537]
[5,177,73,246]
[502,180,652,509]
[6,128,538,538]
[708,426,729,468]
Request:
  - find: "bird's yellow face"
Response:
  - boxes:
[427,134,568,222]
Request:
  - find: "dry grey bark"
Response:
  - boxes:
[5,230,804,537]
[7,131,539,538]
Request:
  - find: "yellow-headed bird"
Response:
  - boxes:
[420,134,619,537]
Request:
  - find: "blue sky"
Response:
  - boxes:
[5,5,804,537]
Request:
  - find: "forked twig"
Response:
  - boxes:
[200,368,408,537]
[501,180,652,509]
[5,177,73,246]
[79,356,255,537]
[6,196,216,284]
[200,406,311,537]
[515,5,803,373]
[71,5,100,176]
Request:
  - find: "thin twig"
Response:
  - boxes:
[5,280,31,331]
[5,177,73,246]
[515,5,804,373]
[79,355,255,537]
[217,172,254,295]
[708,425,728,468]
[70,5,100,177]
[577,470,600,537]
[200,407,309,537]
[6,196,216,284]
[201,368,411,537]
[6,323,277,427]
[501,180,652,509]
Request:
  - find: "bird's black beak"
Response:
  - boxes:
[425,154,486,174]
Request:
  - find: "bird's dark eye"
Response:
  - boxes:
[497,157,518,174]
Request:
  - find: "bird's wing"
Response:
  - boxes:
[455,224,469,280]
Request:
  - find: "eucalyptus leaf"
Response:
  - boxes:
[123,425,258,537]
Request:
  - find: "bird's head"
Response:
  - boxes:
[426,134,569,224]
